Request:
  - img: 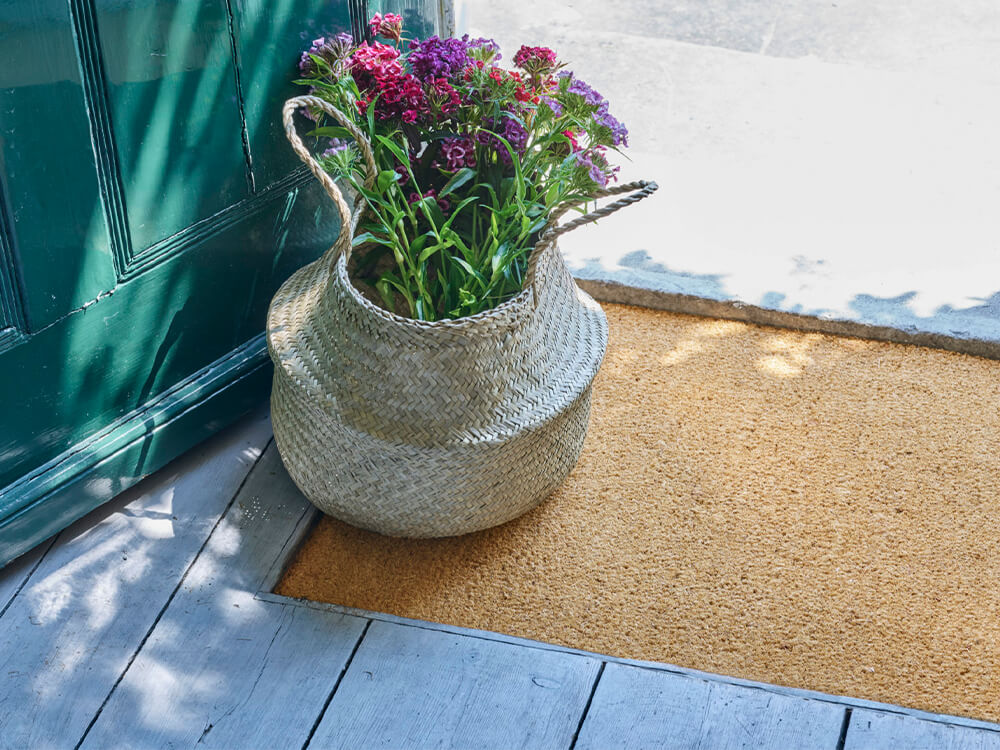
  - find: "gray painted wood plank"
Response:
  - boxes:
[0,408,272,750]
[80,443,368,750]
[0,536,55,614]
[310,618,601,749]
[845,709,1000,750]
[575,662,846,750]
[265,591,1000,737]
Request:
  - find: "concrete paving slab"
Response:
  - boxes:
[459,0,1000,83]
[459,4,1000,355]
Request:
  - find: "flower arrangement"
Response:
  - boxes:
[296,15,629,321]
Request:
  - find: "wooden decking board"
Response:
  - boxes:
[308,618,602,750]
[0,409,272,750]
[3,410,1000,748]
[844,709,1000,750]
[267,591,1000,736]
[79,445,369,750]
[0,535,55,616]
[573,661,847,750]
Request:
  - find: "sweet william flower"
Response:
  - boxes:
[299,32,354,77]
[369,13,403,42]
[426,77,461,116]
[440,136,477,170]
[513,45,559,79]
[408,36,471,80]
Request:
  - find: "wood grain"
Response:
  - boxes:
[0,411,271,750]
[845,709,1000,750]
[310,618,601,749]
[80,444,367,749]
[575,662,846,750]
[0,537,54,614]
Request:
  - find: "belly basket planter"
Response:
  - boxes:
[266,26,656,537]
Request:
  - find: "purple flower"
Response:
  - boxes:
[478,116,528,165]
[592,103,629,146]
[572,148,618,187]
[464,35,501,62]
[322,138,350,158]
[299,32,354,76]
[560,72,605,108]
[440,136,477,170]
[407,36,471,80]
[539,96,563,117]
[559,73,628,146]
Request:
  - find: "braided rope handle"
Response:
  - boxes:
[282,95,379,269]
[544,180,659,240]
[524,180,659,297]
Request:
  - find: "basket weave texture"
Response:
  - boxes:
[267,96,656,537]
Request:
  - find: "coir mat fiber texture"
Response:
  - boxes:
[277,303,1000,722]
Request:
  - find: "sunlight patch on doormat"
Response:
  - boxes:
[277,303,1000,722]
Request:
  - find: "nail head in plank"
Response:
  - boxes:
[310,619,602,750]
[845,709,1000,750]
[574,662,847,750]
[0,409,271,749]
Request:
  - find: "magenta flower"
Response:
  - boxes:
[369,13,403,42]
[512,45,558,77]
[426,77,461,116]
[440,137,477,170]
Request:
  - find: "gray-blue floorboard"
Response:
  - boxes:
[1,410,998,749]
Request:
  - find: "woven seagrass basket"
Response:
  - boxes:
[267,96,657,537]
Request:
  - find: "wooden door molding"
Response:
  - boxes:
[67,0,133,279]
[0,188,25,353]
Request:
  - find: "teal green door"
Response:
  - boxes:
[0,0,443,566]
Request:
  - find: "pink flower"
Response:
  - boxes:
[369,13,403,42]
[426,77,461,116]
[512,45,558,77]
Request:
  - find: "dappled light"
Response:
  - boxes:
[0,411,270,746]
[755,332,821,378]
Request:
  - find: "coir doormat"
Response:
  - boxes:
[277,303,1000,722]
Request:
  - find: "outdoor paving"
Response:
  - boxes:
[458,0,1000,354]
[3,407,1000,749]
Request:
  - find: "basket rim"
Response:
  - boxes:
[330,238,557,333]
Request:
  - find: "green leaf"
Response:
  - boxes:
[441,227,474,261]
[376,169,400,193]
[414,298,429,320]
[352,231,393,247]
[308,126,354,140]
[451,258,488,290]
[438,168,476,199]
[374,134,410,169]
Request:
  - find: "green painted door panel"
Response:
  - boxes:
[0,1,117,329]
[229,0,353,188]
[0,0,444,567]
[96,0,251,252]
[0,177,333,494]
